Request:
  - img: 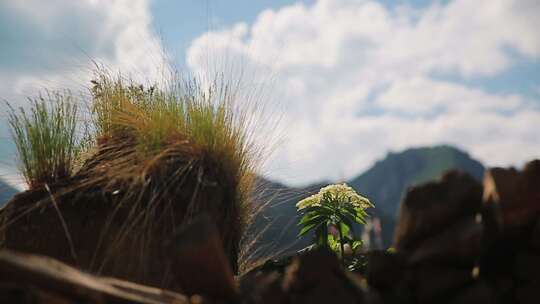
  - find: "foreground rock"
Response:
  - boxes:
[381,159,540,303]
[0,160,538,303]
[0,135,248,290]
[0,249,188,304]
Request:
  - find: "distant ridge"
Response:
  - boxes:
[349,145,484,218]
[348,145,484,245]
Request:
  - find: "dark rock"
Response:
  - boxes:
[167,215,238,301]
[362,289,384,304]
[483,160,540,230]
[0,150,244,291]
[394,170,483,251]
[414,267,474,303]
[366,250,407,290]
[532,219,540,251]
[0,249,188,303]
[516,282,540,304]
[240,271,286,304]
[409,216,482,264]
[282,249,362,304]
[365,250,413,304]
[448,282,496,304]
[514,252,540,282]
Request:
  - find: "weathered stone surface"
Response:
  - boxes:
[167,215,238,301]
[0,175,243,292]
[516,283,540,304]
[0,134,248,291]
[514,252,540,282]
[362,290,385,304]
[240,248,366,304]
[394,170,483,250]
[449,282,496,304]
[0,249,188,304]
[532,219,540,251]
[0,186,183,290]
[240,271,285,304]
[282,249,362,304]
[414,267,473,303]
[366,250,406,290]
[409,216,482,264]
[483,160,540,230]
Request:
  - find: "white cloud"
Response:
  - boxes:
[375,77,523,115]
[187,0,540,186]
[0,0,165,101]
[0,0,166,176]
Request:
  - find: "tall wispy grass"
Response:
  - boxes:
[87,71,265,273]
[7,69,263,200]
[90,71,260,191]
[5,67,270,276]
[7,92,80,189]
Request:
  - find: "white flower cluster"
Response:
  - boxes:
[296,183,373,210]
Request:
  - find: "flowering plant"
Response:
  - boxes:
[297,183,373,263]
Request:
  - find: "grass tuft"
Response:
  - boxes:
[89,71,260,199]
[7,92,80,189]
[87,70,264,273]
[5,67,269,277]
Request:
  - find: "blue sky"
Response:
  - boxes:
[150,0,308,61]
[0,0,539,188]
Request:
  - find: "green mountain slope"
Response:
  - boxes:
[349,145,484,218]
[348,145,484,246]
[252,145,484,255]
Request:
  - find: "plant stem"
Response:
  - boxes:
[337,224,345,268]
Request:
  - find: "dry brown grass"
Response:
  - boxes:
[3,67,271,282]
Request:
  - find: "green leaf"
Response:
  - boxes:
[337,212,355,230]
[298,212,324,225]
[327,234,339,251]
[298,222,320,237]
[343,204,368,224]
[334,220,349,237]
[351,240,363,252]
[299,215,327,229]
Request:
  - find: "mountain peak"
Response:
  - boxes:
[347,145,484,246]
[350,145,484,215]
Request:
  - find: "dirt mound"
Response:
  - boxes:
[0,134,247,291]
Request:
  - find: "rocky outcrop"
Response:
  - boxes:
[0,249,189,304]
[374,160,540,303]
[0,136,247,290]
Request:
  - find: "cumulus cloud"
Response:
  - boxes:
[0,0,166,177]
[187,0,540,185]
[0,0,165,102]
[375,77,523,115]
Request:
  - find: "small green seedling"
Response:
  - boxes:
[296,183,373,266]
